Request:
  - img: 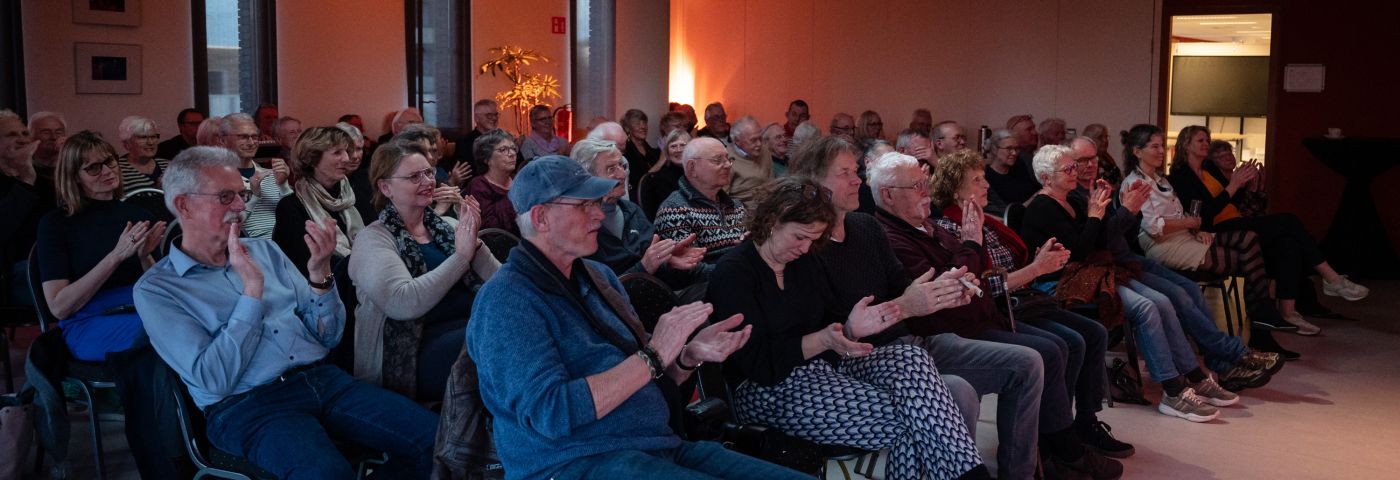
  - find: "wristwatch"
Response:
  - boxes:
[638,346,665,379]
[309,273,335,290]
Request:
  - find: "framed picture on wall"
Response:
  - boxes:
[75,43,142,94]
[73,0,141,27]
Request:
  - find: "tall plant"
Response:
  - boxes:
[479,46,562,135]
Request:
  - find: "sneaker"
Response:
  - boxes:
[1218,364,1271,391]
[1078,420,1135,458]
[1240,349,1284,376]
[1045,449,1124,480]
[1158,387,1219,422]
[1193,377,1241,407]
[1282,312,1321,336]
[1249,334,1302,361]
[1323,275,1369,301]
[1252,318,1300,332]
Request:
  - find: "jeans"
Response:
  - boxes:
[205,365,438,480]
[1118,280,1200,383]
[1134,258,1248,374]
[972,325,1073,433]
[551,440,809,479]
[900,333,1044,480]
[1019,309,1107,419]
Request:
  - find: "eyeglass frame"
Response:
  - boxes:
[384,168,438,184]
[185,189,253,205]
[80,156,119,176]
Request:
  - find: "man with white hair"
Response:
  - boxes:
[452,99,503,173]
[654,137,747,257]
[135,146,437,479]
[28,111,67,174]
[932,120,969,159]
[467,154,800,479]
[218,113,290,238]
[895,128,935,172]
[116,115,170,191]
[724,115,771,210]
[696,102,730,143]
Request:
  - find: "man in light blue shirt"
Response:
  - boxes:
[135,147,436,479]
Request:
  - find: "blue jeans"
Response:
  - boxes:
[1018,308,1107,418]
[550,440,809,479]
[1135,258,1248,374]
[205,365,438,480]
[1118,280,1200,383]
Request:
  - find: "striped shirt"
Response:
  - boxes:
[117,155,170,192]
[654,176,747,255]
[239,166,291,239]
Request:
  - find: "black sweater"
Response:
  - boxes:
[1167,163,1246,232]
[271,182,354,279]
[812,213,911,346]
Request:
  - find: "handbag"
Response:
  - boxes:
[0,392,35,480]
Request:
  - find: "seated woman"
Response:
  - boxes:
[927,150,1131,462]
[464,130,519,236]
[621,108,660,196]
[1170,126,1367,335]
[115,115,169,191]
[707,176,989,480]
[272,126,365,279]
[1022,145,1278,422]
[38,131,166,360]
[349,140,500,401]
[982,129,1038,213]
[1208,140,1267,217]
[1119,124,1299,349]
[336,121,378,221]
[638,129,690,220]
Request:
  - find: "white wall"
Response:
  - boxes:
[670,0,1159,156]
[472,0,572,137]
[22,0,194,144]
[615,0,669,143]
[277,2,406,140]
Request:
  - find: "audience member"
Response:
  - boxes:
[928,150,1131,465]
[658,110,687,138]
[195,116,223,147]
[349,140,499,401]
[218,113,290,239]
[1,110,56,303]
[783,99,810,137]
[654,137,746,258]
[895,128,935,173]
[116,116,170,191]
[29,111,67,174]
[806,143,1047,480]
[725,116,773,210]
[855,110,886,147]
[135,146,436,479]
[697,102,730,142]
[520,105,569,161]
[829,112,856,142]
[335,122,377,221]
[156,108,204,160]
[1169,126,1367,335]
[638,129,689,220]
[909,108,934,135]
[1006,114,1037,177]
[1082,123,1121,188]
[788,121,821,156]
[933,120,969,159]
[672,102,699,133]
[451,99,502,175]
[273,116,303,158]
[378,107,424,145]
[620,108,660,195]
[272,127,364,278]
[467,155,794,479]
[38,131,165,360]
[253,103,279,141]
[395,123,465,190]
[706,175,989,480]
[761,122,790,176]
[983,128,1039,211]
[1039,118,1067,147]
[1208,140,1265,217]
[464,130,520,236]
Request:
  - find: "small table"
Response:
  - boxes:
[1302,136,1400,278]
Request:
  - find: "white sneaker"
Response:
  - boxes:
[1158,387,1220,423]
[1323,275,1369,301]
[1283,312,1321,336]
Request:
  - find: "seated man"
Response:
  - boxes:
[654,137,747,261]
[467,155,803,479]
[134,147,437,479]
[725,116,772,210]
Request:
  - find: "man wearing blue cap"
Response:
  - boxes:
[466,156,805,479]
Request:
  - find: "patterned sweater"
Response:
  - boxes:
[653,176,747,259]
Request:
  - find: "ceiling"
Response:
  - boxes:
[1171,14,1272,45]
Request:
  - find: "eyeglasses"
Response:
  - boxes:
[494,145,518,154]
[995,145,1018,151]
[227,133,259,142]
[81,157,118,176]
[883,181,929,194]
[386,168,437,184]
[134,134,161,142]
[703,155,735,167]
[1055,164,1080,175]
[1075,155,1096,163]
[547,199,604,210]
[479,112,500,119]
[186,189,252,205]
[531,116,552,123]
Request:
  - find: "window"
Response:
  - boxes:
[193,0,277,117]
[406,0,470,134]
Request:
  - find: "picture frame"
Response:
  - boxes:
[74,43,143,95]
[72,0,141,27]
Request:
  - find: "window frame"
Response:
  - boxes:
[191,0,278,116]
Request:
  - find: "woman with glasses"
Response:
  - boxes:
[37,131,166,360]
[854,110,886,148]
[638,129,690,220]
[272,126,364,279]
[115,116,169,191]
[983,129,1040,211]
[707,176,989,480]
[349,140,500,400]
[464,130,520,236]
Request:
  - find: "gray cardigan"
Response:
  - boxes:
[347,218,501,386]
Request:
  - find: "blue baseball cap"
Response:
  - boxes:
[508,155,619,213]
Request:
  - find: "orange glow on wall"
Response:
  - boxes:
[668,2,695,106]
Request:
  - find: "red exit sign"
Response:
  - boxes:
[551,16,566,34]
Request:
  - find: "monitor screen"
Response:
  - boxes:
[1170,56,1270,117]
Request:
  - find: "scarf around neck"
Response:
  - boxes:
[293,177,364,257]
[379,202,460,277]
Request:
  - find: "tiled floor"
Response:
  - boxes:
[8,281,1399,479]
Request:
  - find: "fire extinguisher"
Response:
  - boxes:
[554,105,572,142]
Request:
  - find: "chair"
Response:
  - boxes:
[1003,202,1027,232]
[0,251,39,393]
[328,255,358,373]
[162,220,183,258]
[478,228,520,263]
[121,187,175,223]
[27,246,119,479]
[617,272,677,333]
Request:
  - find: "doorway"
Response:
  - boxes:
[1163,13,1273,170]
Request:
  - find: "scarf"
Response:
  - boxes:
[293,177,365,257]
[376,202,466,399]
[942,204,1028,267]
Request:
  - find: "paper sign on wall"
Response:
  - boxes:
[1284,64,1325,92]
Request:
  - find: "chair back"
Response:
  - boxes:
[122,187,175,223]
[617,272,677,333]
[170,376,276,479]
[162,220,183,258]
[328,254,358,373]
[27,246,57,331]
[478,228,520,263]
[1004,202,1027,232]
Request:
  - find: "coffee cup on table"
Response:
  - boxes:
[1326,128,1343,139]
